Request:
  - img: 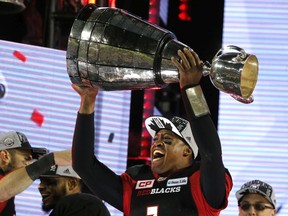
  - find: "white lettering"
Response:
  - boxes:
[149,186,181,194]
[167,177,188,186]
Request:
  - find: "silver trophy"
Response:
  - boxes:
[66,5,258,103]
[202,45,258,103]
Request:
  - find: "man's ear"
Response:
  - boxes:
[183,146,192,157]
[67,178,81,193]
[0,150,10,162]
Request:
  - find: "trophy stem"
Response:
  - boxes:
[202,61,212,77]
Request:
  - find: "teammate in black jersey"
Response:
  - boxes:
[71,48,233,216]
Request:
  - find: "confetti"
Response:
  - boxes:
[13,50,27,62]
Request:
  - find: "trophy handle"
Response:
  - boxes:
[218,45,247,62]
[225,45,244,52]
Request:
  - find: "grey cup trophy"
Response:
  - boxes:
[66,4,258,103]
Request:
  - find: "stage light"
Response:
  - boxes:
[178,0,191,21]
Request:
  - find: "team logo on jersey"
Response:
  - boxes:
[167,177,188,186]
[136,180,155,189]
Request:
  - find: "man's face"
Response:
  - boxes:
[38,177,68,212]
[150,129,192,176]
[5,149,33,173]
[238,193,276,216]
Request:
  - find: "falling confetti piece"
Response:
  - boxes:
[108,132,114,143]
[13,50,27,62]
[31,109,44,127]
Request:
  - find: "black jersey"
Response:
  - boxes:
[72,85,233,216]
[121,163,232,216]
[50,193,111,216]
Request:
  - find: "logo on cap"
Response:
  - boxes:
[145,116,199,159]
[236,179,276,208]
[148,117,173,132]
[50,165,57,172]
[171,117,188,133]
[63,168,71,175]
[4,137,14,148]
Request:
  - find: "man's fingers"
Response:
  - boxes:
[71,83,81,94]
[172,48,203,73]
[178,49,191,70]
[171,56,183,71]
[183,48,196,67]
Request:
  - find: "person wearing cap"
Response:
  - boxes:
[236,179,276,215]
[0,131,71,215]
[71,48,233,215]
[38,165,111,216]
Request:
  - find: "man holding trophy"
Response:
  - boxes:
[71,47,233,215]
[68,5,259,216]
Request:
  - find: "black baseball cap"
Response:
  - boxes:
[40,165,80,179]
[0,131,48,159]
